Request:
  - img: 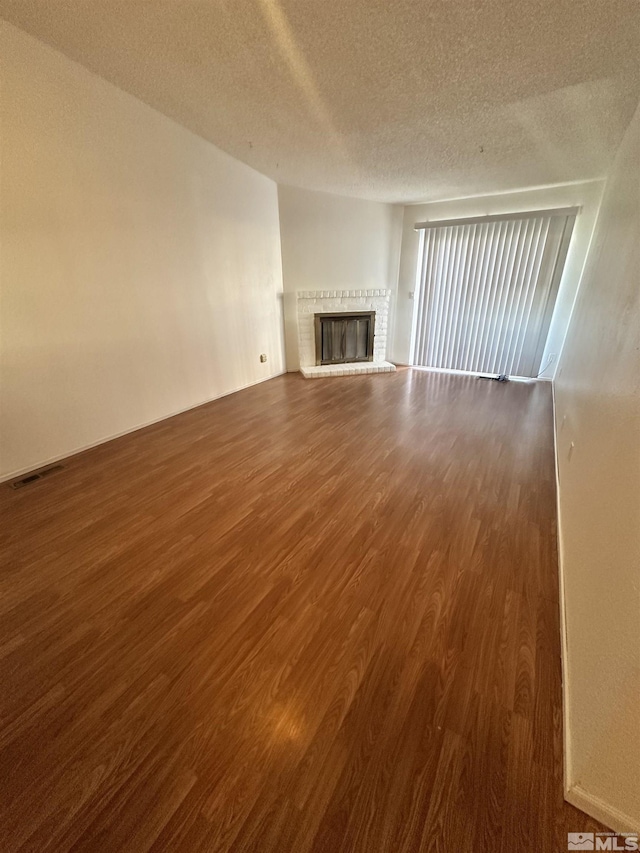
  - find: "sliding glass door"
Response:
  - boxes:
[411,210,576,378]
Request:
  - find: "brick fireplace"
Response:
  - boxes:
[296,289,396,378]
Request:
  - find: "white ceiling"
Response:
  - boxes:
[1,0,639,203]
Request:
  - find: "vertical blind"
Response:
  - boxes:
[411,209,576,378]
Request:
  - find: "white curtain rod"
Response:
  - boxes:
[414,206,581,231]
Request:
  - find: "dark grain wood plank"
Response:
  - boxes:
[0,369,608,851]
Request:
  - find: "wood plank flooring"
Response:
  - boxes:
[0,369,607,852]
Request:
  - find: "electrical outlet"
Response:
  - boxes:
[260,353,267,363]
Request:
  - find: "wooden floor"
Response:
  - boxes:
[0,369,606,852]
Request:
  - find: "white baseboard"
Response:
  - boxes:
[566,784,639,834]
[1,370,287,484]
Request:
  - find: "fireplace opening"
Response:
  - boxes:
[314,311,375,365]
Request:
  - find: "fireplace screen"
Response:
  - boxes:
[314,311,375,365]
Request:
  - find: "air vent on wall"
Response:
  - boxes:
[9,464,65,490]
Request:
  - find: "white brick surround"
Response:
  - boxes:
[296,289,395,378]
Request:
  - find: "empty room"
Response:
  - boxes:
[0,2,638,852]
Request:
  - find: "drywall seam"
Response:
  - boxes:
[0,371,286,484]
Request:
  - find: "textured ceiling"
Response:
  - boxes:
[1,0,639,203]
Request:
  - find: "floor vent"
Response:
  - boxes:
[9,464,65,490]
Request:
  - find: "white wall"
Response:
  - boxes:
[554,104,640,830]
[393,181,605,375]
[0,22,286,480]
[277,185,402,370]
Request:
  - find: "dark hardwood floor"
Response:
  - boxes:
[0,369,606,852]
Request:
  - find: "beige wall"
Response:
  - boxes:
[555,104,640,829]
[0,22,286,479]
[277,185,402,370]
[393,181,605,374]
